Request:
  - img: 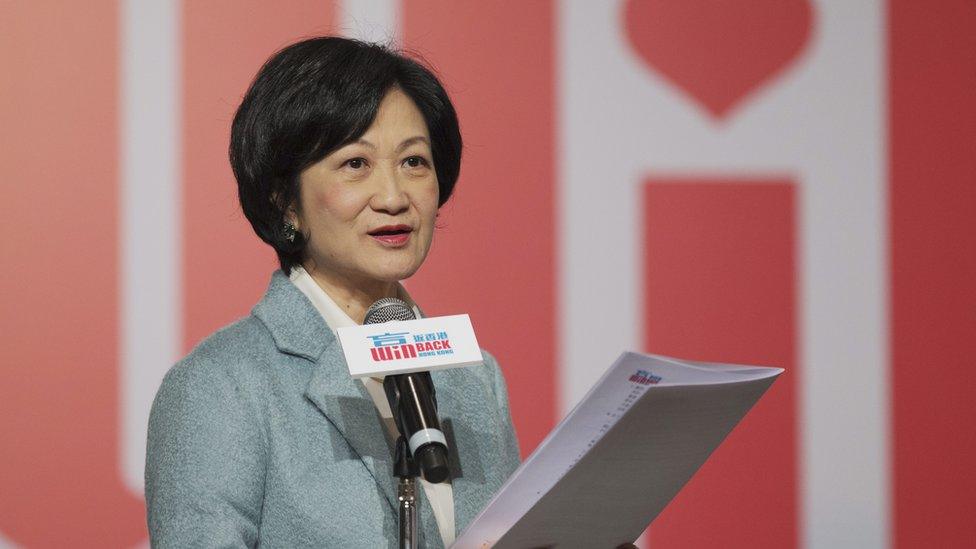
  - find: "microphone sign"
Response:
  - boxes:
[337,314,484,378]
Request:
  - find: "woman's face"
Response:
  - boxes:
[292,87,439,290]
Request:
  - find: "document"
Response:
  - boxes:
[452,351,783,549]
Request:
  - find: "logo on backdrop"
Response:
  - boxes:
[368,331,454,362]
[629,369,662,385]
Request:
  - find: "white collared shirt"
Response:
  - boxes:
[289,266,456,546]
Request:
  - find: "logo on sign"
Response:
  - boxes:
[629,369,662,385]
[367,331,454,362]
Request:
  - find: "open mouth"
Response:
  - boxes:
[368,225,412,236]
[368,225,413,246]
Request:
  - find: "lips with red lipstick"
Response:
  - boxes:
[367,224,413,247]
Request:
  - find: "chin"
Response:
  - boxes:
[369,250,428,282]
[368,261,424,283]
[387,266,423,282]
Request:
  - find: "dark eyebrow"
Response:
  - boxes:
[396,136,430,153]
[347,136,429,154]
[351,138,376,149]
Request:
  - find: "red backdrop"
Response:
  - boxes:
[1,1,974,547]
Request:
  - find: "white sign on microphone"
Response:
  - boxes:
[336,314,484,378]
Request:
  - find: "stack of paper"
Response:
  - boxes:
[452,351,783,548]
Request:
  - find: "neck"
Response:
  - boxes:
[301,263,398,324]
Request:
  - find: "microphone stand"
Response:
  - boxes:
[394,436,419,549]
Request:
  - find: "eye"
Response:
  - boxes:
[403,156,430,169]
[343,157,368,170]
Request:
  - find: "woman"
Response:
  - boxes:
[145,37,521,548]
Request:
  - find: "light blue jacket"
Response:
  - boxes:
[145,271,521,548]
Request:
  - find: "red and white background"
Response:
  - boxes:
[1,1,973,547]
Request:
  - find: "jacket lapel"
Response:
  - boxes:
[429,366,493,540]
[410,367,471,548]
[252,272,398,513]
[305,346,399,514]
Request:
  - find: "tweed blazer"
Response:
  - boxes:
[145,271,521,548]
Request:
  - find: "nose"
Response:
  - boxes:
[369,164,410,214]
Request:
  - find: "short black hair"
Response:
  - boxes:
[230,36,462,273]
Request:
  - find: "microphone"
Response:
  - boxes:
[364,297,450,484]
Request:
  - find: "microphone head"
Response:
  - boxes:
[415,443,450,484]
[364,297,416,324]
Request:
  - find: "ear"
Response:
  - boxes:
[272,188,300,230]
[284,204,300,230]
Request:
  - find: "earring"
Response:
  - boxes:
[283,222,297,242]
